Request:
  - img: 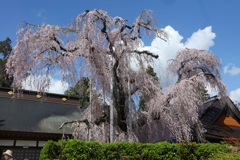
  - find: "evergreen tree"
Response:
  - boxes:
[64,77,90,107]
[146,65,159,82]
[200,87,210,101]
[0,37,12,87]
[139,65,159,111]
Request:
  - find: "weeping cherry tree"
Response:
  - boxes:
[6,9,226,142]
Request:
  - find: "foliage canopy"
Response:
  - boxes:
[0,37,12,87]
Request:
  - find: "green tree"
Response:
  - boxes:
[0,37,12,87]
[64,77,90,107]
[139,65,159,111]
[0,37,12,59]
[139,96,146,111]
[146,65,159,82]
[200,87,210,101]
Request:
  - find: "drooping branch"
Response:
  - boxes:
[59,119,90,130]
[94,10,115,54]
[133,50,159,59]
[79,10,90,18]
[50,34,79,53]
[120,24,133,33]
[169,49,221,83]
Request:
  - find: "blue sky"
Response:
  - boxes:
[0,0,240,102]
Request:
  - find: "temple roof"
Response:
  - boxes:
[200,95,240,140]
[0,87,83,136]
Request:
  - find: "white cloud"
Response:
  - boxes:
[223,64,240,76]
[230,88,240,103]
[48,79,69,94]
[145,26,184,69]
[185,26,216,50]
[206,84,218,97]
[142,25,216,87]
[23,76,69,94]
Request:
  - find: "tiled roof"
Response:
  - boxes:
[201,96,240,139]
[0,87,83,135]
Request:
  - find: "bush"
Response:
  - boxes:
[39,140,66,160]
[195,143,227,159]
[40,140,229,160]
[177,141,198,159]
[140,142,180,160]
[63,140,104,160]
[209,152,240,160]
[103,142,143,159]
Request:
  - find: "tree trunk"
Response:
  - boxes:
[127,73,133,141]
[112,59,128,133]
[110,57,114,142]
[89,77,92,141]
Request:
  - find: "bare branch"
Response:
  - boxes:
[50,34,79,53]
[133,50,159,59]
[59,119,90,129]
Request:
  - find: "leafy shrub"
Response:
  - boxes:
[209,152,240,160]
[40,139,229,160]
[176,141,228,160]
[195,143,227,159]
[62,140,104,160]
[103,142,141,159]
[156,142,180,159]
[177,141,198,159]
[140,142,180,160]
[39,140,66,160]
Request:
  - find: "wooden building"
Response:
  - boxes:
[0,87,82,160]
[135,95,240,143]
[201,95,240,141]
